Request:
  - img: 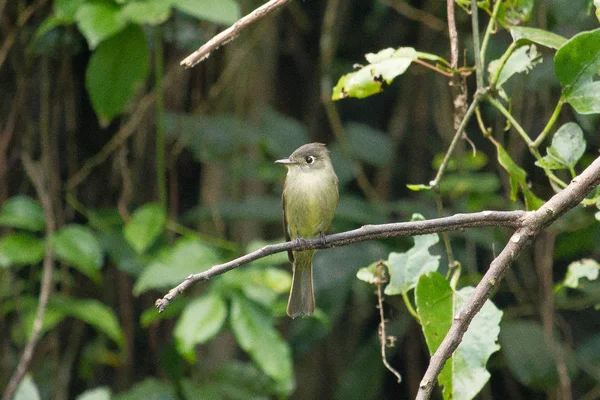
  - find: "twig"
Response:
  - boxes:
[416,155,600,400]
[156,210,525,312]
[180,0,292,68]
[381,0,446,32]
[446,0,459,69]
[470,0,484,90]
[374,261,402,383]
[2,155,56,400]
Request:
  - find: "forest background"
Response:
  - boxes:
[2,0,600,399]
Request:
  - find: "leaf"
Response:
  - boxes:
[230,296,295,395]
[385,228,440,295]
[260,107,310,157]
[121,0,171,25]
[50,295,124,347]
[332,47,417,100]
[0,195,45,231]
[562,259,600,289]
[75,0,127,49]
[85,24,150,126]
[555,28,600,90]
[500,321,562,390]
[0,233,45,268]
[510,26,567,49]
[495,143,544,210]
[114,378,178,400]
[52,225,103,282]
[55,0,85,23]
[406,184,431,191]
[345,123,393,167]
[497,0,533,27]
[133,238,222,295]
[356,262,378,284]
[565,81,600,115]
[99,232,144,276]
[76,387,112,400]
[174,293,227,362]
[537,122,586,169]
[488,45,542,88]
[416,273,503,400]
[172,0,240,25]
[123,203,166,254]
[13,375,41,400]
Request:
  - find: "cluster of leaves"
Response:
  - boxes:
[35,0,241,125]
[1,198,296,398]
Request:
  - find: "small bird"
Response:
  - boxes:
[275,143,339,318]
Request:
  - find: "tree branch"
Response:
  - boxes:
[416,155,600,400]
[155,210,525,312]
[180,0,292,68]
[2,155,56,400]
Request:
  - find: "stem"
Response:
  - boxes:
[487,96,534,147]
[532,97,564,148]
[430,95,483,188]
[479,0,502,69]
[471,0,484,90]
[402,291,420,322]
[155,27,167,209]
[489,41,520,88]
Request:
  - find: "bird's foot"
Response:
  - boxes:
[295,237,309,248]
[319,232,327,246]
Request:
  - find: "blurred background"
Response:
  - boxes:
[1,0,600,399]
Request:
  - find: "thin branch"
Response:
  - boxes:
[446,0,459,69]
[470,0,484,90]
[381,0,446,32]
[155,210,525,312]
[2,155,56,400]
[180,0,292,68]
[479,0,502,69]
[532,97,564,148]
[416,154,600,400]
[375,261,402,383]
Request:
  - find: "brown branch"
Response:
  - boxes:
[375,261,402,383]
[2,155,56,400]
[416,155,600,400]
[155,210,525,312]
[180,0,292,68]
[380,0,446,32]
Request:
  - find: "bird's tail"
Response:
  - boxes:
[287,251,315,318]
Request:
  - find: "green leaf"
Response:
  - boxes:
[495,143,544,210]
[133,238,222,295]
[500,321,562,390]
[76,0,127,49]
[85,24,150,126]
[123,203,166,254]
[565,81,600,115]
[172,0,240,25]
[385,230,440,295]
[76,387,112,400]
[563,259,600,289]
[356,262,378,284]
[510,26,567,49]
[0,233,45,268]
[540,122,586,169]
[488,45,542,88]
[345,123,393,167]
[416,273,503,400]
[407,184,432,191]
[230,296,294,395]
[55,0,85,23]
[555,28,600,90]
[0,195,45,231]
[13,375,41,400]
[497,0,533,27]
[140,299,186,327]
[50,295,124,347]
[261,107,310,157]
[332,47,417,100]
[174,293,227,362]
[51,225,103,282]
[115,378,178,400]
[122,0,171,25]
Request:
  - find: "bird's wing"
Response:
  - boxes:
[282,190,294,263]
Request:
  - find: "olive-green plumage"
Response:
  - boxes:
[275,143,339,318]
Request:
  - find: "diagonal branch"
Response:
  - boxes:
[180,0,292,68]
[416,155,600,400]
[156,210,525,312]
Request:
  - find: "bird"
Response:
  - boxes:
[275,143,339,318]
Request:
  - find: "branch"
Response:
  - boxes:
[2,155,56,400]
[180,0,291,68]
[416,155,600,400]
[155,210,525,312]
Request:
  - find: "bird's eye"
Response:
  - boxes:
[305,156,315,164]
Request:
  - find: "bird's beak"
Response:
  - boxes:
[275,158,296,165]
